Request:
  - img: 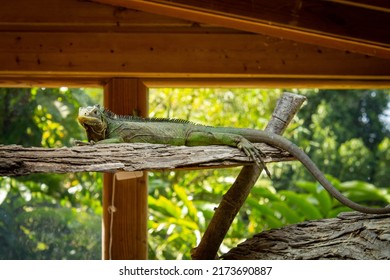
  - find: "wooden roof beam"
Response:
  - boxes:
[1,32,389,80]
[2,77,390,89]
[94,0,390,58]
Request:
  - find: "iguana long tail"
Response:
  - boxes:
[223,127,390,214]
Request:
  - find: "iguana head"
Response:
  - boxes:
[78,105,107,142]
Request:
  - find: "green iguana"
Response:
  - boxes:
[77,104,390,214]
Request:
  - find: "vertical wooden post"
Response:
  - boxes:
[102,78,148,259]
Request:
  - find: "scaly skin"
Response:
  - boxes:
[77,105,390,214]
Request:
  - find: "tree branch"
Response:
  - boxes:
[222,212,390,260]
[0,142,293,177]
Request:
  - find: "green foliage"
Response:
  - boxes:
[148,184,202,260]
[298,89,389,150]
[0,87,101,147]
[0,87,103,259]
[147,88,390,259]
[149,88,277,129]
[148,88,281,258]
[0,186,101,259]
[272,89,390,189]
[375,137,390,188]
[1,87,389,260]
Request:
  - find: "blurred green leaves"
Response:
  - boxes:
[147,88,390,259]
[0,87,389,260]
[0,87,103,259]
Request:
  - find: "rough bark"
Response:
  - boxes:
[222,212,390,260]
[0,143,292,176]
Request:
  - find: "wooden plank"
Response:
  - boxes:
[0,0,188,30]
[0,32,389,79]
[103,78,148,260]
[0,0,233,34]
[2,77,390,89]
[0,143,293,177]
[142,78,390,89]
[0,77,106,88]
[95,0,390,58]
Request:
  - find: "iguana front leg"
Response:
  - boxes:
[186,131,271,177]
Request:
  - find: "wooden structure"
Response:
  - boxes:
[1,0,390,87]
[1,0,389,259]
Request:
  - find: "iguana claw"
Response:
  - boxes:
[237,139,271,178]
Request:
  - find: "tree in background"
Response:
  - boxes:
[0,87,389,260]
[147,88,390,259]
[273,89,390,192]
[0,87,102,259]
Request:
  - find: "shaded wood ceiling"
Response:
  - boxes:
[0,0,389,87]
[95,0,390,58]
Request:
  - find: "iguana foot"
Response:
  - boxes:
[237,139,272,178]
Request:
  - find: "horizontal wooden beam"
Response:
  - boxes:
[142,78,390,89]
[1,32,389,80]
[0,143,292,177]
[2,77,390,89]
[0,77,107,88]
[0,0,208,33]
[95,0,390,58]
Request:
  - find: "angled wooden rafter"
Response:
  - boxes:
[93,0,390,58]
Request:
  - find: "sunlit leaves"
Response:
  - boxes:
[338,180,390,205]
[147,88,283,258]
[0,87,103,259]
[338,139,375,182]
[149,88,277,129]
[375,138,390,187]
[1,87,389,260]
[295,181,332,216]
[146,88,390,260]
[148,187,203,260]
